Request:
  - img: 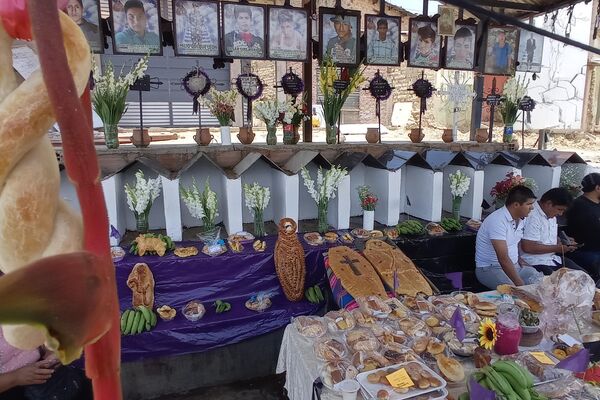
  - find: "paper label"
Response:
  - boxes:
[386,368,415,388]
[558,334,581,347]
[530,351,556,365]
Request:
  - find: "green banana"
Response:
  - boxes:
[150,311,157,327]
[131,311,142,335]
[493,360,531,389]
[121,310,131,333]
[138,305,152,324]
[484,366,518,398]
[124,309,136,335]
[458,393,470,400]
[516,387,531,400]
[136,311,146,334]
[145,320,152,332]
[314,285,324,302]
[307,287,316,303]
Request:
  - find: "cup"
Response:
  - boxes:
[337,379,360,400]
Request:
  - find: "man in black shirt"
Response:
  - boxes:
[565,172,600,279]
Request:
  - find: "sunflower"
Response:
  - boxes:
[478,318,498,350]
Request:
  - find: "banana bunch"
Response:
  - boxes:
[129,233,175,255]
[459,360,547,400]
[213,300,232,313]
[305,285,325,304]
[396,220,425,235]
[121,305,158,335]
[441,217,462,232]
[253,240,266,252]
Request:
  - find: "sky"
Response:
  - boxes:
[387,0,440,14]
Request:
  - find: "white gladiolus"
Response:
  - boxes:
[124,170,162,215]
[254,98,293,126]
[244,183,270,215]
[180,178,219,228]
[301,165,347,205]
[449,170,471,198]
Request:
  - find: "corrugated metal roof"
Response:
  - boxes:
[442,0,590,19]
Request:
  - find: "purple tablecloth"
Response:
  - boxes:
[116,234,332,362]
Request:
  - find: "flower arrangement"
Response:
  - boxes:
[449,170,471,220]
[202,88,237,126]
[357,185,378,211]
[490,172,537,206]
[500,76,529,127]
[319,54,366,144]
[180,178,219,231]
[560,165,584,198]
[300,165,348,233]
[254,98,293,127]
[244,183,271,237]
[289,95,311,128]
[124,169,162,232]
[478,318,498,350]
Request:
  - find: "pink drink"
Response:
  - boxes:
[494,304,522,355]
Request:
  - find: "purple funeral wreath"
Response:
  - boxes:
[182,69,211,114]
[236,73,264,101]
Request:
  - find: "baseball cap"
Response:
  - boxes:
[330,15,351,26]
[582,172,600,192]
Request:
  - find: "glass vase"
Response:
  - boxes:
[253,208,265,237]
[317,201,329,234]
[325,122,338,145]
[266,124,277,145]
[197,225,221,245]
[452,196,462,221]
[104,123,119,149]
[283,123,298,145]
[495,197,506,210]
[503,126,514,143]
[135,212,149,233]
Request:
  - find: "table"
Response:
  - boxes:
[276,285,600,400]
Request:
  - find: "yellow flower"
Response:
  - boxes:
[478,318,497,350]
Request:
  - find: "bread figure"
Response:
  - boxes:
[127,263,155,309]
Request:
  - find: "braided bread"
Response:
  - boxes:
[274,218,306,301]
[0,13,89,349]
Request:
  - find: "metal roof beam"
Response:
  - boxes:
[466,0,544,11]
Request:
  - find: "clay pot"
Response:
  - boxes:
[475,128,489,143]
[442,129,454,143]
[408,128,424,143]
[237,127,255,144]
[194,128,213,146]
[366,128,379,143]
[131,128,151,148]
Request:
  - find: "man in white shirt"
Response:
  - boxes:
[521,188,582,275]
[475,186,542,289]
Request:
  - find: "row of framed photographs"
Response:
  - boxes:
[75,0,544,74]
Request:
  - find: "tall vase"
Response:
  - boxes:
[266,124,277,145]
[317,201,329,234]
[452,196,462,221]
[495,197,506,210]
[135,211,149,233]
[363,210,375,231]
[220,126,232,145]
[104,123,119,149]
[325,122,338,145]
[503,126,514,143]
[253,208,265,237]
[283,123,298,145]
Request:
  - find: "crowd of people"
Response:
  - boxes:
[475,172,600,289]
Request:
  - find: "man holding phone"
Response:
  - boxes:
[520,188,585,275]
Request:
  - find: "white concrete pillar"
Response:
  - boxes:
[160,176,182,242]
[328,174,351,230]
[101,174,126,246]
[365,167,402,226]
[521,165,561,197]
[221,175,243,234]
[442,166,484,220]
[272,171,299,226]
[399,167,407,214]
[404,166,443,222]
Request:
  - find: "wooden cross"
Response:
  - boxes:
[477,77,501,143]
[437,71,475,142]
[340,255,362,276]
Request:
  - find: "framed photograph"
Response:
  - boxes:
[365,15,401,66]
[483,26,519,76]
[110,0,162,55]
[437,5,455,36]
[319,7,360,67]
[267,6,309,62]
[407,17,442,69]
[516,30,544,73]
[222,2,266,60]
[172,0,220,57]
[444,20,477,70]
[65,0,103,53]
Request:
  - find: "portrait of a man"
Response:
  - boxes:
[112,0,161,55]
[365,15,400,65]
[437,5,455,36]
[484,27,519,75]
[408,19,441,69]
[516,30,544,73]
[445,24,476,70]
[66,0,103,53]
[173,0,219,56]
[268,7,308,61]
[320,11,359,66]
[223,3,266,59]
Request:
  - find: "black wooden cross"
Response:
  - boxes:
[340,255,362,276]
[476,77,501,143]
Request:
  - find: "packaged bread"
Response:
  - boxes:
[351,350,390,372]
[351,309,378,328]
[436,354,465,383]
[324,310,356,333]
[320,361,358,389]
[346,329,380,353]
[380,325,409,346]
[294,316,327,338]
[497,284,544,312]
[314,337,347,361]
[383,297,411,319]
[381,344,420,364]
[356,295,392,318]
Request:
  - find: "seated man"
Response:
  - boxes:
[565,172,600,280]
[475,186,542,289]
[521,188,583,275]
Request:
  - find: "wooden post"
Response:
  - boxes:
[302,0,313,143]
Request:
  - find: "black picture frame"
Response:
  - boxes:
[110,0,162,55]
[443,18,477,71]
[221,2,267,60]
[482,25,520,76]
[267,5,309,62]
[172,0,220,57]
[65,0,104,54]
[319,7,361,67]
[516,29,544,73]
[407,16,442,70]
[364,14,402,66]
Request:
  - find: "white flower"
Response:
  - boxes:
[301,165,347,205]
[180,178,219,227]
[124,170,162,215]
[244,183,270,215]
[254,98,291,126]
[449,170,471,198]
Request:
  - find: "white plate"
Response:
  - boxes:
[356,361,446,400]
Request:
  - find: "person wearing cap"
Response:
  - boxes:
[565,172,600,279]
[115,0,160,50]
[326,15,356,63]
